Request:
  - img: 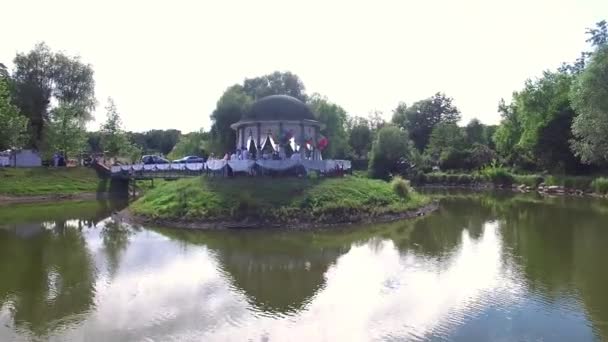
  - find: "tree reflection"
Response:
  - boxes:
[156,229,349,315]
[100,217,135,277]
[0,222,96,337]
[0,199,126,338]
[495,195,608,340]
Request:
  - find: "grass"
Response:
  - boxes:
[543,175,594,190]
[591,177,608,194]
[131,176,430,224]
[0,167,102,196]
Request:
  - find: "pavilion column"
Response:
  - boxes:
[314,126,320,160]
[256,123,261,150]
[300,122,305,151]
[240,127,245,149]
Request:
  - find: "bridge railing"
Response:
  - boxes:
[110,160,351,178]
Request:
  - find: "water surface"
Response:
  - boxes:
[0,193,607,341]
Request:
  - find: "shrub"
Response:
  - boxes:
[591,177,608,194]
[391,177,411,199]
[481,162,514,186]
[544,175,593,190]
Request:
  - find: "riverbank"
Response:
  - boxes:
[0,167,104,205]
[412,172,608,197]
[129,176,434,230]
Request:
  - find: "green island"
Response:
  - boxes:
[130,176,431,228]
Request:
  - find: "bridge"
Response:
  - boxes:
[106,159,352,180]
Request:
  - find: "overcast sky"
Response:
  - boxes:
[2,0,607,133]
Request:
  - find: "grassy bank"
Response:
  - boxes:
[412,170,608,195]
[131,176,431,225]
[0,167,102,196]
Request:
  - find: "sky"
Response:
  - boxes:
[2,0,607,133]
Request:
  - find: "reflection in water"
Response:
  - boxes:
[0,193,607,341]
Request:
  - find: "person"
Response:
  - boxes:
[290,151,301,160]
[231,151,237,160]
[242,147,249,160]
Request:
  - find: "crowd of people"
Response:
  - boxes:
[207,145,313,162]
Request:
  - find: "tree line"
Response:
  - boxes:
[2,20,607,175]
[0,43,183,162]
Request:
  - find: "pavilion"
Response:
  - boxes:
[230,95,326,159]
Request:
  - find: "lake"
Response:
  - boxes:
[0,192,607,341]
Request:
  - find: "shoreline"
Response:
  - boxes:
[121,201,440,231]
[416,184,608,198]
[0,192,106,206]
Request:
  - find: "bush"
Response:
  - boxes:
[369,126,414,180]
[591,177,608,194]
[481,163,514,186]
[391,177,411,199]
[544,175,593,190]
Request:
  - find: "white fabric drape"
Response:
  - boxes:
[228,160,256,172]
[256,159,300,171]
[111,160,351,175]
[206,160,227,171]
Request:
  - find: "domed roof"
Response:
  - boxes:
[243,95,316,121]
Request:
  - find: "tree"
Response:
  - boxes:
[46,104,87,159]
[493,70,584,172]
[465,119,485,145]
[128,129,182,155]
[11,43,95,149]
[570,46,608,165]
[586,20,608,48]
[243,71,307,102]
[367,110,386,131]
[0,63,8,79]
[425,123,467,160]
[0,78,28,150]
[209,85,252,154]
[308,94,349,159]
[493,99,522,162]
[392,92,461,151]
[100,98,133,159]
[347,117,372,159]
[168,130,210,160]
[369,125,414,179]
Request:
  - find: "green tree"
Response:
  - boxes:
[100,98,133,159]
[369,125,414,179]
[11,43,95,149]
[586,20,608,48]
[308,94,349,159]
[493,99,522,163]
[570,46,608,165]
[0,63,8,79]
[209,85,253,154]
[425,122,467,160]
[0,78,28,150]
[243,71,307,102]
[46,104,87,159]
[391,92,461,151]
[168,130,210,160]
[347,117,372,159]
[465,118,485,145]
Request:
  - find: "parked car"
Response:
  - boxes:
[141,155,170,165]
[172,156,205,164]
